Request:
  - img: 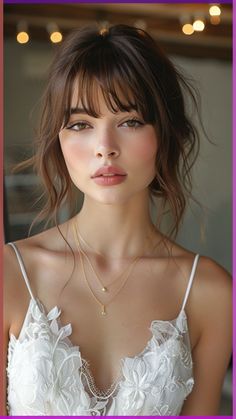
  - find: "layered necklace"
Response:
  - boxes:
[73,221,142,316]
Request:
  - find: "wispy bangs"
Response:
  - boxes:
[63,41,156,126]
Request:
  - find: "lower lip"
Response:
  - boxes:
[92,175,127,186]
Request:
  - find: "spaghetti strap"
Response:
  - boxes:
[8,242,36,301]
[181,254,200,312]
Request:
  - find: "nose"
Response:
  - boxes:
[94,133,120,160]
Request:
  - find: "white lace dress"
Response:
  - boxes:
[7,243,199,416]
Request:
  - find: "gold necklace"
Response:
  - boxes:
[76,225,107,258]
[73,222,141,316]
[74,222,139,293]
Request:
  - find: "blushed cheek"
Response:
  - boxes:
[59,137,89,171]
[59,142,89,189]
[132,136,157,164]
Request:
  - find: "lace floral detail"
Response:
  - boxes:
[108,312,194,416]
[7,300,108,415]
[152,403,172,416]
[7,299,194,416]
[118,357,156,413]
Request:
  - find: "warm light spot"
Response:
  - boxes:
[16,31,29,44]
[209,5,221,16]
[182,23,194,35]
[50,31,63,43]
[193,20,205,32]
[210,15,221,25]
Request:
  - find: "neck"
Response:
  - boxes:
[74,191,159,259]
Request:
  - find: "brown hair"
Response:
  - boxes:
[20,24,203,238]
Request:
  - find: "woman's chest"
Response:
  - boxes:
[34,258,199,389]
[7,299,194,416]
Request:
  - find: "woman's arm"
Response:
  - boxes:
[181,258,232,415]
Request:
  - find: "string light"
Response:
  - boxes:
[209,5,221,16]
[47,22,63,44]
[193,18,205,32]
[15,6,223,43]
[50,31,63,43]
[16,21,29,44]
[182,24,194,35]
[180,15,194,36]
[17,32,29,44]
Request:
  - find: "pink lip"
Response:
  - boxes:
[93,175,127,186]
[92,165,127,178]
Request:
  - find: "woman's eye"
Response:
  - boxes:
[66,122,91,132]
[121,119,144,129]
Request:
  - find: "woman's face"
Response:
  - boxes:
[59,88,158,205]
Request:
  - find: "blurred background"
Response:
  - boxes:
[4,3,232,414]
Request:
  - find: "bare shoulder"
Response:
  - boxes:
[197,254,231,280]
[180,255,232,415]
[4,242,31,333]
[4,229,57,296]
[4,222,73,332]
[187,255,232,346]
[162,237,232,332]
[161,236,230,279]
[166,236,231,299]
[193,255,232,309]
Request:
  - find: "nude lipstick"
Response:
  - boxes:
[91,165,127,186]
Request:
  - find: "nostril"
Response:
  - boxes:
[108,151,118,157]
[95,149,119,158]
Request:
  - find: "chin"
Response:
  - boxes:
[87,186,148,206]
[92,192,130,206]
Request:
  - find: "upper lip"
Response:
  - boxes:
[92,165,127,178]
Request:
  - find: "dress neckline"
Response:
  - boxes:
[9,297,189,399]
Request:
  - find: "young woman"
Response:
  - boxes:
[4,25,232,416]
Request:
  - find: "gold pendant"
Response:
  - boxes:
[101,305,106,316]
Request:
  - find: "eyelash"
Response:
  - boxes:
[66,118,144,132]
[66,121,89,132]
[122,118,144,129]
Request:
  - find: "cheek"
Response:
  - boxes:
[130,132,157,165]
[59,136,89,170]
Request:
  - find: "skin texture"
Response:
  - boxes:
[3,93,232,416]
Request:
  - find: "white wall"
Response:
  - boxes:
[173,56,231,272]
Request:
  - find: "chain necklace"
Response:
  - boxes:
[74,222,139,293]
[73,222,141,316]
[76,225,107,258]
